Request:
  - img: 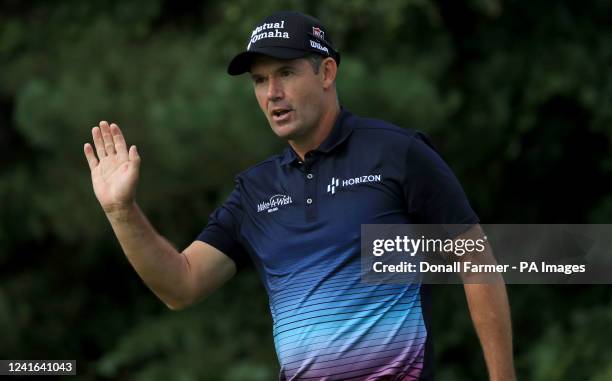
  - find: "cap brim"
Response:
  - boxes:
[227,47,309,76]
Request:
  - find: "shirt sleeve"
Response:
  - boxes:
[403,132,479,236]
[196,184,250,267]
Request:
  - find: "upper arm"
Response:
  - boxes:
[180,240,237,305]
[453,224,501,283]
[181,183,249,307]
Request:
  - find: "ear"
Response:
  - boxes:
[321,57,338,90]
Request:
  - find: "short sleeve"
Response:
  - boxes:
[403,132,479,232]
[196,184,250,267]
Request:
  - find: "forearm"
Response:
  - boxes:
[105,202,192,309]
[464,280,516,381]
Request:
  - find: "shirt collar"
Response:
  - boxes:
[280,107,353,166]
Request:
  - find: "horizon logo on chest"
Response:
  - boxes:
[326,174,382,195]
[247,20,290,50]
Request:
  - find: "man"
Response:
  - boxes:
[84,11,515,381]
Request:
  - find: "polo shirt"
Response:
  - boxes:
[197,108,478,380]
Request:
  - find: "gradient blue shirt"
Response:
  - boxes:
[198,109,478,380]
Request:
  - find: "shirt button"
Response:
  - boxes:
[307,173,314,179]
[306,198,313,204]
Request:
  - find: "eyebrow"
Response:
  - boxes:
[275,65,295,72]
[251,63,300,79]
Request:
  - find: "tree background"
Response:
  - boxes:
[1,0,611,380]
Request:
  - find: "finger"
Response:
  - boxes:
[83,143,99,170]
[84,143,99,168]
[92,126,107,158]
[99,121,116,156]
[128,145,140,164]
[110,123,128,161]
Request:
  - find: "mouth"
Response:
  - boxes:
[271,108,293,123]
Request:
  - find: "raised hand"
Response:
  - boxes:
[84,121,141,213]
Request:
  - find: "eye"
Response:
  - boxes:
[280,69,292,77]
[252,76,266,85]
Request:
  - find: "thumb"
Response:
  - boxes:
[129,145,140,163]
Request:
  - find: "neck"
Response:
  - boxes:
[289,101,340,161]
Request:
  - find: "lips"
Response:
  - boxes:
[271,108,293,123]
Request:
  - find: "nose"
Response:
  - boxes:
[267,77,284,101]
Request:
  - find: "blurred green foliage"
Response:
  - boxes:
[1,0,611,380]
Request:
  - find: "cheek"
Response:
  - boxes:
[298,85,323,115]
[254,90,268,114]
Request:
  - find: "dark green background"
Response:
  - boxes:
[1,0,611,379]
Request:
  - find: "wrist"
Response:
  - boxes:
[103,200,137,217]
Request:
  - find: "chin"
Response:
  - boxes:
[270,121,299,140]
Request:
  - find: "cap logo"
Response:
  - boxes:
[247,20,289,50]
[312,27,324,40]
[309,40,329,54]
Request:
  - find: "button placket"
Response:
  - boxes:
[303,159,318,222]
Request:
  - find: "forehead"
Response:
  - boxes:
[250,55,307,74]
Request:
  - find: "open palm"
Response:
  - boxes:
[84,121,141,212]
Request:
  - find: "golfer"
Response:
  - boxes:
[84,11,515,381]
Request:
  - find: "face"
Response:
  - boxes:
[250,55,326,142]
